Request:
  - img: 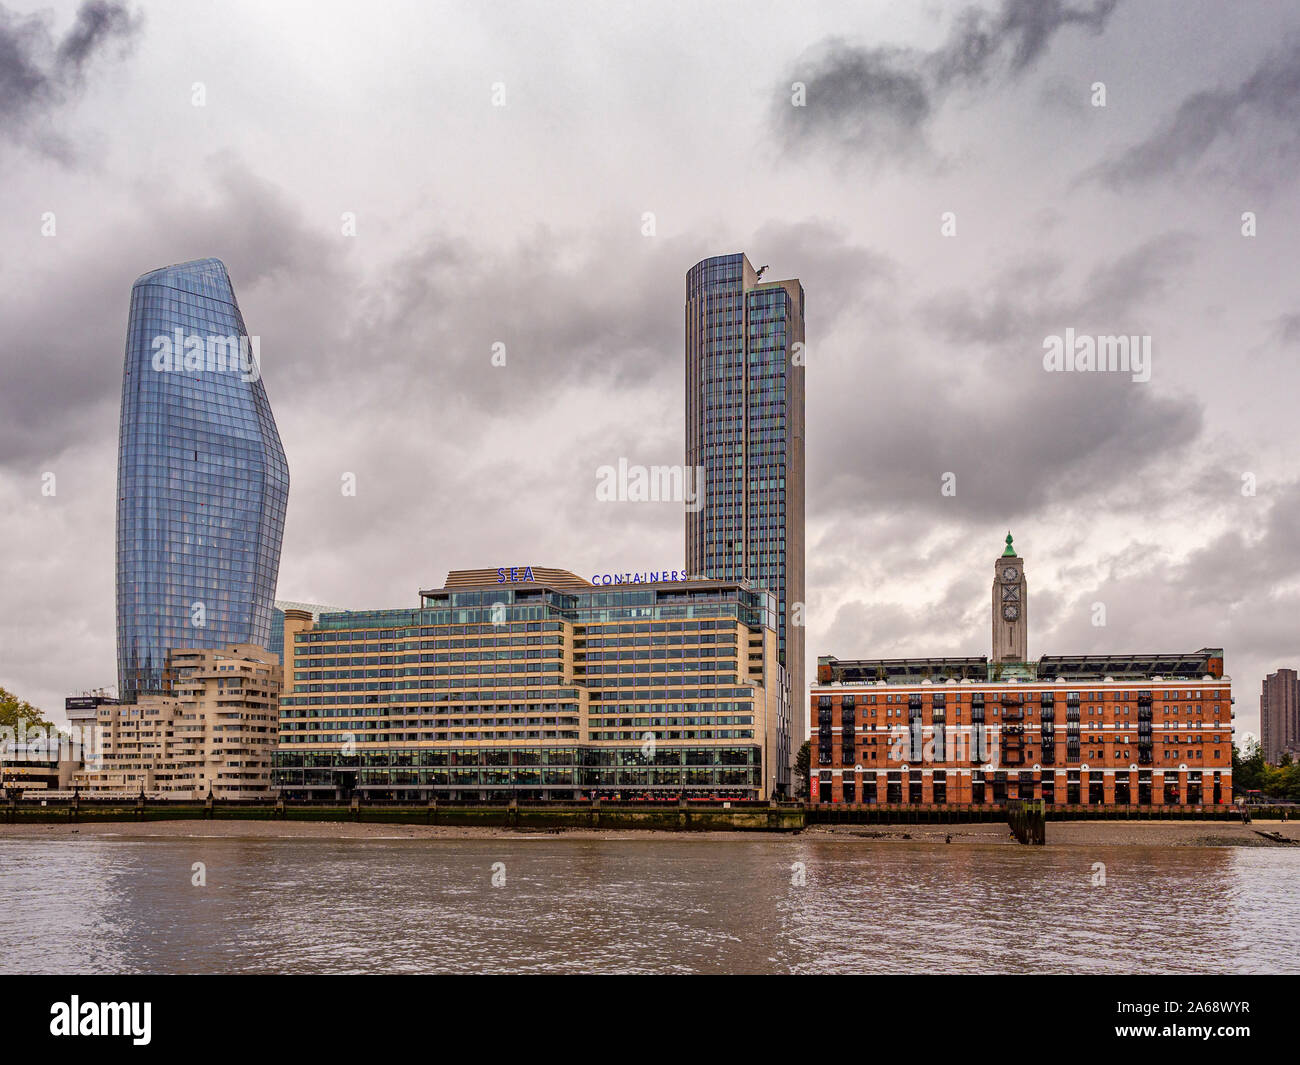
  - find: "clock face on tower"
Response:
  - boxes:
[1003,604,1020,621]
[1002,566,1018,581]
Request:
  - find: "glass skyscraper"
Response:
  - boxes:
[116,258,289,699]
[686,253,805,775]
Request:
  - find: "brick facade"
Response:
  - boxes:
[810,678,1232,807]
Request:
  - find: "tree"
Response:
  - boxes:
[1233,737,1267,793]
[793,740,811,801]
[1275,761,1300,803]
[1230,738,1300,802]
[0,687,52,732]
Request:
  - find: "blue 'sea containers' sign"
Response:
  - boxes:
[494,566,694,585]
[591,571,690,585]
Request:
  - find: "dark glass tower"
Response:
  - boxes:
[685,253,805,778]
[116,258,289,699]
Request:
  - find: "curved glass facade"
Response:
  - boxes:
[116,258,289,698]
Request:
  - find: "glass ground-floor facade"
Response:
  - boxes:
[273,745,762,800]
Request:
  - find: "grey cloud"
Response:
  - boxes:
[752,218,899,336]
[819,599,935,661]
[56,0,137,72]
[1038,480,1300,731]
[813,374,1200,523]
[0,1,140,151]
[341,226,703,421]
[0,164,717,491]
[1173,477,1300,610]
[1092,39,1300,187]
[812,470,1298,727]
[817,560,990,662]
[0,159,340,471]
[925,231,1195,343]
[1074,232,1195,322]
[2,157,732,480]
[777,0,1120,159]
[932,0,1118,86]
[6,200,901,490]
[1273,312,1300,346]
[777,39,933,158]
[811,231,1203,523]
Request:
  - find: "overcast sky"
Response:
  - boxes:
[2,0,1297,744]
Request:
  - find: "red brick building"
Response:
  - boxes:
[809,536,1234,807]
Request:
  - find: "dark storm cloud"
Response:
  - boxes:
[341,226,701,418]
[932,0,1118,86]
[1092,39,1300,187]
[776,39,933,158]
[0,160,339,471]
[1163,479,1300,610]
[776,0,1119,158]
[2,165,714,475]
[811,231,1203,522]
[0,1,139,148]
[143,162,339,286]
[56,0,137,72]
[4,196,898,490]
[1029,477,1300,705]
[817,474,1300,673]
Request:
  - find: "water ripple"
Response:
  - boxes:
[0,838,1295,974]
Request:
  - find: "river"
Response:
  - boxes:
[1,836,1295,973]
